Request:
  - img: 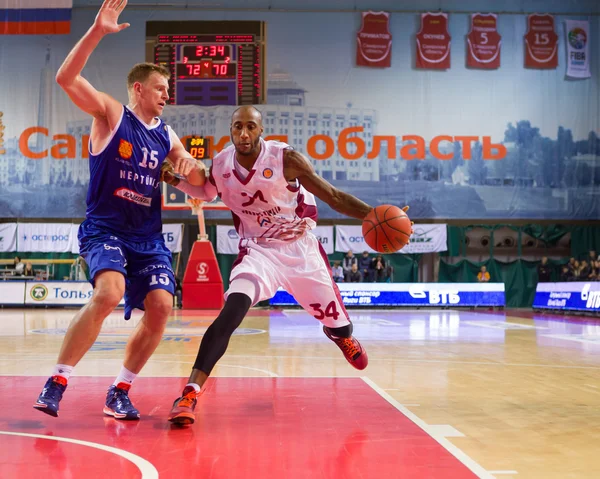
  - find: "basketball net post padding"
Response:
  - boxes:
[181,198,225,309]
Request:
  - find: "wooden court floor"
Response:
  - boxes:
[0,307,599,478]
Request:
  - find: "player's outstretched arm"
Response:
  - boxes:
[167,131,207,186]
[283,149,372,220]
[55,0,129,120]
[161,162,218,202]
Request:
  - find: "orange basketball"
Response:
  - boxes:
[362,205,412,254]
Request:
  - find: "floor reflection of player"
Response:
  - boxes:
[162,105,411,424]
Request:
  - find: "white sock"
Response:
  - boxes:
[184,383,201,395]
[113,366,137,389]
[52,364,74,382]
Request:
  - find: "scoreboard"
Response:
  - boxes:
[162,136,210,210]
[146,21,266,106]
[185,136,210,161]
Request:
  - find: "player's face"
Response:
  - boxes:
[230,110,263,157]
[139,73,169,117]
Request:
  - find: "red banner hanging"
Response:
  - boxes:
[356,11,392,68]
[416,12,451,70]
[466,13,501,69]
[524,13,558,69]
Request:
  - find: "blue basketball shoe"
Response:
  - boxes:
[34,376,68,417]
[103,383,140,420]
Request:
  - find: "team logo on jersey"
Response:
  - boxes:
[118,139,133,159]
[262,168,273,179]
[241,190,268,207]
[258,216,272,228]
[223,173,231,179]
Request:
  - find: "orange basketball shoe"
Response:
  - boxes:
[168,386,200,425]
[323,326,369,370]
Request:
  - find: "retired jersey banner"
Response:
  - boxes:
[524,14,558,69]
[356,11,392,68]
[0,222,17,252]
[335,225,447,254]
[416,12,451,70]
[467,13,501,69]
[565,20,591,79]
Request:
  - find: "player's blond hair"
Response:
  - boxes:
[127,63,170,90]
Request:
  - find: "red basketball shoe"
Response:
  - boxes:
[323,326,369,370]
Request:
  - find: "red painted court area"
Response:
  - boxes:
[0,377,479,478]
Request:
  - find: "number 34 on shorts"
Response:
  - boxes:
[309,301,340,321]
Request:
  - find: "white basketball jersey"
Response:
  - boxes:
[211,139,318,241]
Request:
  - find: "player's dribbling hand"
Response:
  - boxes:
[94,0,130,36]
[402,205,415,239]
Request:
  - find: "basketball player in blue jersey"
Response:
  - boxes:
[33,0,206,420]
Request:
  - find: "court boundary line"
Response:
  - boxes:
[3,353,600,371]
[0,430,158,479]
[361,376,496,479]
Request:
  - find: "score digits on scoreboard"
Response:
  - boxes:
[185,136,210,160]
[183,44,230,61]
[147,22,265,106]
[177,62,236,79]
[178,44,235,78]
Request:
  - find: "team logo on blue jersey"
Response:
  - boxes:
[118,139,133,159]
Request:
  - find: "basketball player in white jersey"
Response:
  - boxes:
[162,106,410,425]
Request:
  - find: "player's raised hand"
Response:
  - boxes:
[94,0,130,35]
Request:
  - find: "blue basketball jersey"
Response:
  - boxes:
[85,106,172,240]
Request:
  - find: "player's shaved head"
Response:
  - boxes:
[230,106,263,159]
[231,106,263,126]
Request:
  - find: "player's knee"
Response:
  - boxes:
[212,293,252,336]
[90,288,122,312]
[145,295,172,322]
[143,315,169,335]
[212,314,240,337]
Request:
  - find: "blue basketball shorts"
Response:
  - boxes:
[78,220,175,319]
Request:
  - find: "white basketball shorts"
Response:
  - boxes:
[226,232,350,328]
